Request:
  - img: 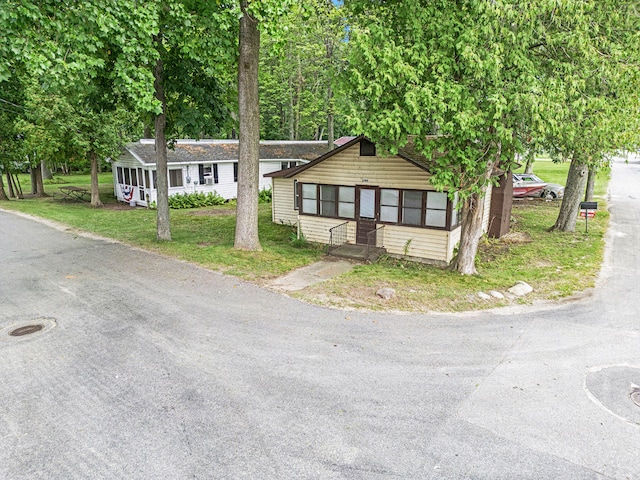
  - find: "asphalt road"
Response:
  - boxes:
[1,157,639,480]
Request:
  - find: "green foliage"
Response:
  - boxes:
[168,191,226,209]
[289,230,307,248]
[258,186,272,203]
[259,0,348,140]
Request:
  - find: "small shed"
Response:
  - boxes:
[266,135,493,265]
[112,139,329,206]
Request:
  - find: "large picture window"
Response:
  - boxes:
[298,183,457,230]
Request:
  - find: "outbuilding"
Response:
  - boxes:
[112,139,329,206]
[266,135,494,265]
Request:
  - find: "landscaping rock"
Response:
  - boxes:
[489,290,505,299]
[508,281,533,297]
[478,292,492,301]
[376,288,396,300]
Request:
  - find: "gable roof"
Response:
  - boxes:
[124,139,330,166]
[265,135,439,178]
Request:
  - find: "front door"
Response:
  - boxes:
[356,187,377,245]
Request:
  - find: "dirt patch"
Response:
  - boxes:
[500,231,532,244]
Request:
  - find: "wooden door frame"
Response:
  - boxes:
[356,186,378,245]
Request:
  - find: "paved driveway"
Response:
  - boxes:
[1,157,639,479]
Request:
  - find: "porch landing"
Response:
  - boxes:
[328,243,386,262]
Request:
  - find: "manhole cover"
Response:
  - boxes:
[1,317,57,342]
[10,324,44,336]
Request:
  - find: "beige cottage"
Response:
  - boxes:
[266,136,492,265]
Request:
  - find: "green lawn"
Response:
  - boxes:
[1,160,609,312]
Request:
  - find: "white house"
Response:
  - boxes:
[111,139,329,206]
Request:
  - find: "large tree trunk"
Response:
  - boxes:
[551,156,588,232]
[154,34,171,242]
[451,193,485,275]
[450,149,500,275]
[584,166,596,202]
[33,164,46,197]
[30,168,37,194]
[234,0,262,251]
[89,150,103,208]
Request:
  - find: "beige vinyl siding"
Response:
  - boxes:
[447,226,462,262]
[296,146,434,190]
[271,178,298,225]
[382,225,451,263]
[299,216,356,244]
[482,184,492,233]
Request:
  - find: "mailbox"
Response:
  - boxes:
[580,201,598,210]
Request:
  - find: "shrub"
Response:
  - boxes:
[258,186,272,204]
[168,191,226,209]
[289,231,308,248]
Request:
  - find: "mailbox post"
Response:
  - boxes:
[579,201,598,233]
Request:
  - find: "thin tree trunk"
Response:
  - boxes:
[235,0,261,251]
[154,33,171,241]
[89,150,103,208]
[288,77,295,141]
[327,84,334,149]
[524,147,535,174]
[551,156,588,232]
[0,173,8,200]
[6,172,15,198]
[584,166,596,202]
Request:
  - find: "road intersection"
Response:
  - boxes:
[0,158,638,479]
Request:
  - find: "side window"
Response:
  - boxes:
[293,180,299,210]
[301,183,317,214]
[117,167,124,184]
[425,192,448,227]
[281,161,297,170]
[233,162,238,183]
[169,169,183,187]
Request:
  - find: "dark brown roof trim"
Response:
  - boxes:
[274,134,368,178]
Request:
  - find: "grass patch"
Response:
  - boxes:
[0,161,608,312]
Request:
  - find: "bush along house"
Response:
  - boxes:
[112,139,329,207]
[265,135,494,265]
